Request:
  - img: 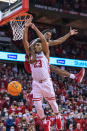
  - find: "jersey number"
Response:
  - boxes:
[34,60,42,68]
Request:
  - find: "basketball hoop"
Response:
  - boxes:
[10,13,32,41]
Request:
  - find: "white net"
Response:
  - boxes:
[10,14,31,41]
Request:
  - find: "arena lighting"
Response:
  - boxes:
[0,51,87,68]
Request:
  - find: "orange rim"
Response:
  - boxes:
[10,13,32,21]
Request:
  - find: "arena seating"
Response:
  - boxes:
[0,63,87,130]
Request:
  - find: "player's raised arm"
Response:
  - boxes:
[23,17,36,64]
[23,16,33,56]
[49,27,78,46]
[30,23,49,59]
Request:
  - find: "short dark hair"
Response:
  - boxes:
[35,38,41,44]
[30,38,41,48]
[42,29,52,35]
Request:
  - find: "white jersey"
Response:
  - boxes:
[30,52,50,81]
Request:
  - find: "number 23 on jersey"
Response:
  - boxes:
[34,60,42,68]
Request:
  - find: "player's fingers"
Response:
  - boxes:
[25,18,30,23]
[74,31,78,34]
[26,18,31,22]
[25,19,28,22]
[74,30,78,32]
[73,29,77,31]
[30,15,33,19]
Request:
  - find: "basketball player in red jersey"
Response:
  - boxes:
[43,27,77,46]
[23,18,63,131]
[24,16,85,83]
[42,28,85,82]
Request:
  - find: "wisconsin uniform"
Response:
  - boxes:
[30,51,50,81]
[30,51,59,119]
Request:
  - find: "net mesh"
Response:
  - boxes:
[10,14,31,41]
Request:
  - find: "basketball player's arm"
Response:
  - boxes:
[49,27,78,46]
[49,32,71,46]
[23,18,36,64]
[29,48,36,64]
[50,65,70,77]
[23,27,36,63]
[31,23,49,59]
[23,26,29,56]
[23,16,33,56]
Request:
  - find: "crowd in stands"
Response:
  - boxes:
[52,39,87,60]
[34,0,87,13]
[0,62,87,131]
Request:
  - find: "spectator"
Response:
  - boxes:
[67,123,73,131]
[10,126,15,131]
[5,115,15,131]
[74,123,83,131]
[15,112,23,127]
[3,126,6,131]
[0,121,3,131]
[0,62,86,131]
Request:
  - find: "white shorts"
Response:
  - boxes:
[32,79,55,101]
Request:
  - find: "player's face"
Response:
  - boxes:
[44,32,52,42]
[34,42,42,53]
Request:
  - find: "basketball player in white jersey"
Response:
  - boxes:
[23,17,85,131]
[23,17,63,131]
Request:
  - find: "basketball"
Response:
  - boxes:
[7,81,22,96]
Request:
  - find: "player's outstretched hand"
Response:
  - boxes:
[25,15,33,28]
[70,26,78,36]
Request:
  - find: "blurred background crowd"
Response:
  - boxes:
[0,0,87,131]
[0,63,87,131]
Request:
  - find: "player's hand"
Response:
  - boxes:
[25,15,33,28]
[70,26,78,36]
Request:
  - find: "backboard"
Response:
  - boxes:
[0,0,29,26]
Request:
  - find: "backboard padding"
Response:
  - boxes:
[0,0,29,25]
